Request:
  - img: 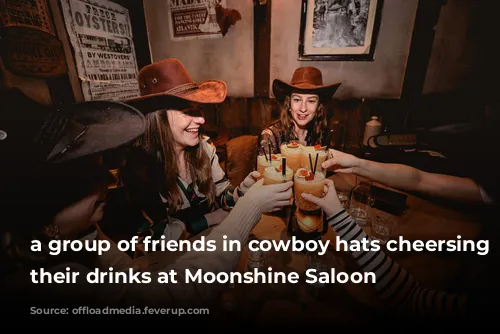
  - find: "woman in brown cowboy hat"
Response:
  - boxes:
[259,66,341,155]
[0,87,293,317]
[122,58,264,241]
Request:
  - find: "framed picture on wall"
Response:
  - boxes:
[299,0,383,61]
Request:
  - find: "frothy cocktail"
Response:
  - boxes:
[300,145,328,171]
[294,168,325,212]
[257,153,281,179]
[263,164,294,185]
[280,141,303,173]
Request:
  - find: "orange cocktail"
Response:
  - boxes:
[263,165,294,185]
[257,153,281,179]
[280,141,303,173]
[300,145,328,171]
[294,168,325,212]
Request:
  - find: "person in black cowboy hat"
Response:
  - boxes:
[0,88,293,316]
[259,66,341,156]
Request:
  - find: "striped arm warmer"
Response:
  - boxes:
[326,209,467,320]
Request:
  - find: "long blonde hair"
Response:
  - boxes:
[279,95,328,145]
[134,108,215,213]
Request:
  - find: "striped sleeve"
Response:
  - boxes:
[326,209,467,320]
[202,139,235,210]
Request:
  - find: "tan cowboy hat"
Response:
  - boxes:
[125,58,227,112]
[272,66,341,103]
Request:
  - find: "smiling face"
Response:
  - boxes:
[290,93,319,128]
[166,106,205,150]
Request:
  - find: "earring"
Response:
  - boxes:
[45,224,60,240]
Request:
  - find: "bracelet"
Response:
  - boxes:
[236,186,245,197]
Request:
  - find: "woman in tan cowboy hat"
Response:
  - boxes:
[122,58,264,241]
[259,66,341,155]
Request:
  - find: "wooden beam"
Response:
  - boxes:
[113,0,152,70]
[48,0,83,103]
[401,0,446,100]
[254,0,272,97]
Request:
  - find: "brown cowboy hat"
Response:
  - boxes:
[125,58,227,112]
[272,66,341,103]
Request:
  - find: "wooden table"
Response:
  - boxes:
[216,173,485,327]
[135,173,486,327]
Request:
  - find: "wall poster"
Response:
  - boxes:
[168,0,227,41]
[60,0,140,101]
[0,0,68,78]
[0,0,55,35]
[0,27,68,78]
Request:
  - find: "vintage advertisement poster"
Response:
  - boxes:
[60,0,140,101]
[0,27,67,78]
[168,0,226,41]
[0,0,55,35]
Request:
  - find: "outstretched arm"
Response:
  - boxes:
[302,180,468,321]
[323,149,483,203]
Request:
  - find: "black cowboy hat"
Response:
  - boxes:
[0,88,146,169]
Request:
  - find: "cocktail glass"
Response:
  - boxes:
[294,168,325,212]
[300,145,328,172]
[280,141,303,174]
[256,153,281,180]
[263,164,294,185]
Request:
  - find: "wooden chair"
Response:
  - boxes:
[225,135,258,186]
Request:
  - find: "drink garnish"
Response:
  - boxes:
[305,171,315,181]
[296,168,308,178]
[314,145,326,151]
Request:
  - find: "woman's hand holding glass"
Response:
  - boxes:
[244,178,294,213]
[322,149,361,174]
[300,179,343,217]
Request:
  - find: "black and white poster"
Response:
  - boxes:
[168,0,226,41]
[300,0,382,60]
[60,0,140,101]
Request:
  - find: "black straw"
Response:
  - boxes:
[282,157,286,180]
[313,152,319,174]
[261,145,268,161]
[268,142,272,163]
[308,153,313,172]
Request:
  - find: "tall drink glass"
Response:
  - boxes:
[280,141,303,174]
[349,177,372,226]
[294,168,325,212]
[300,146,328,171]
